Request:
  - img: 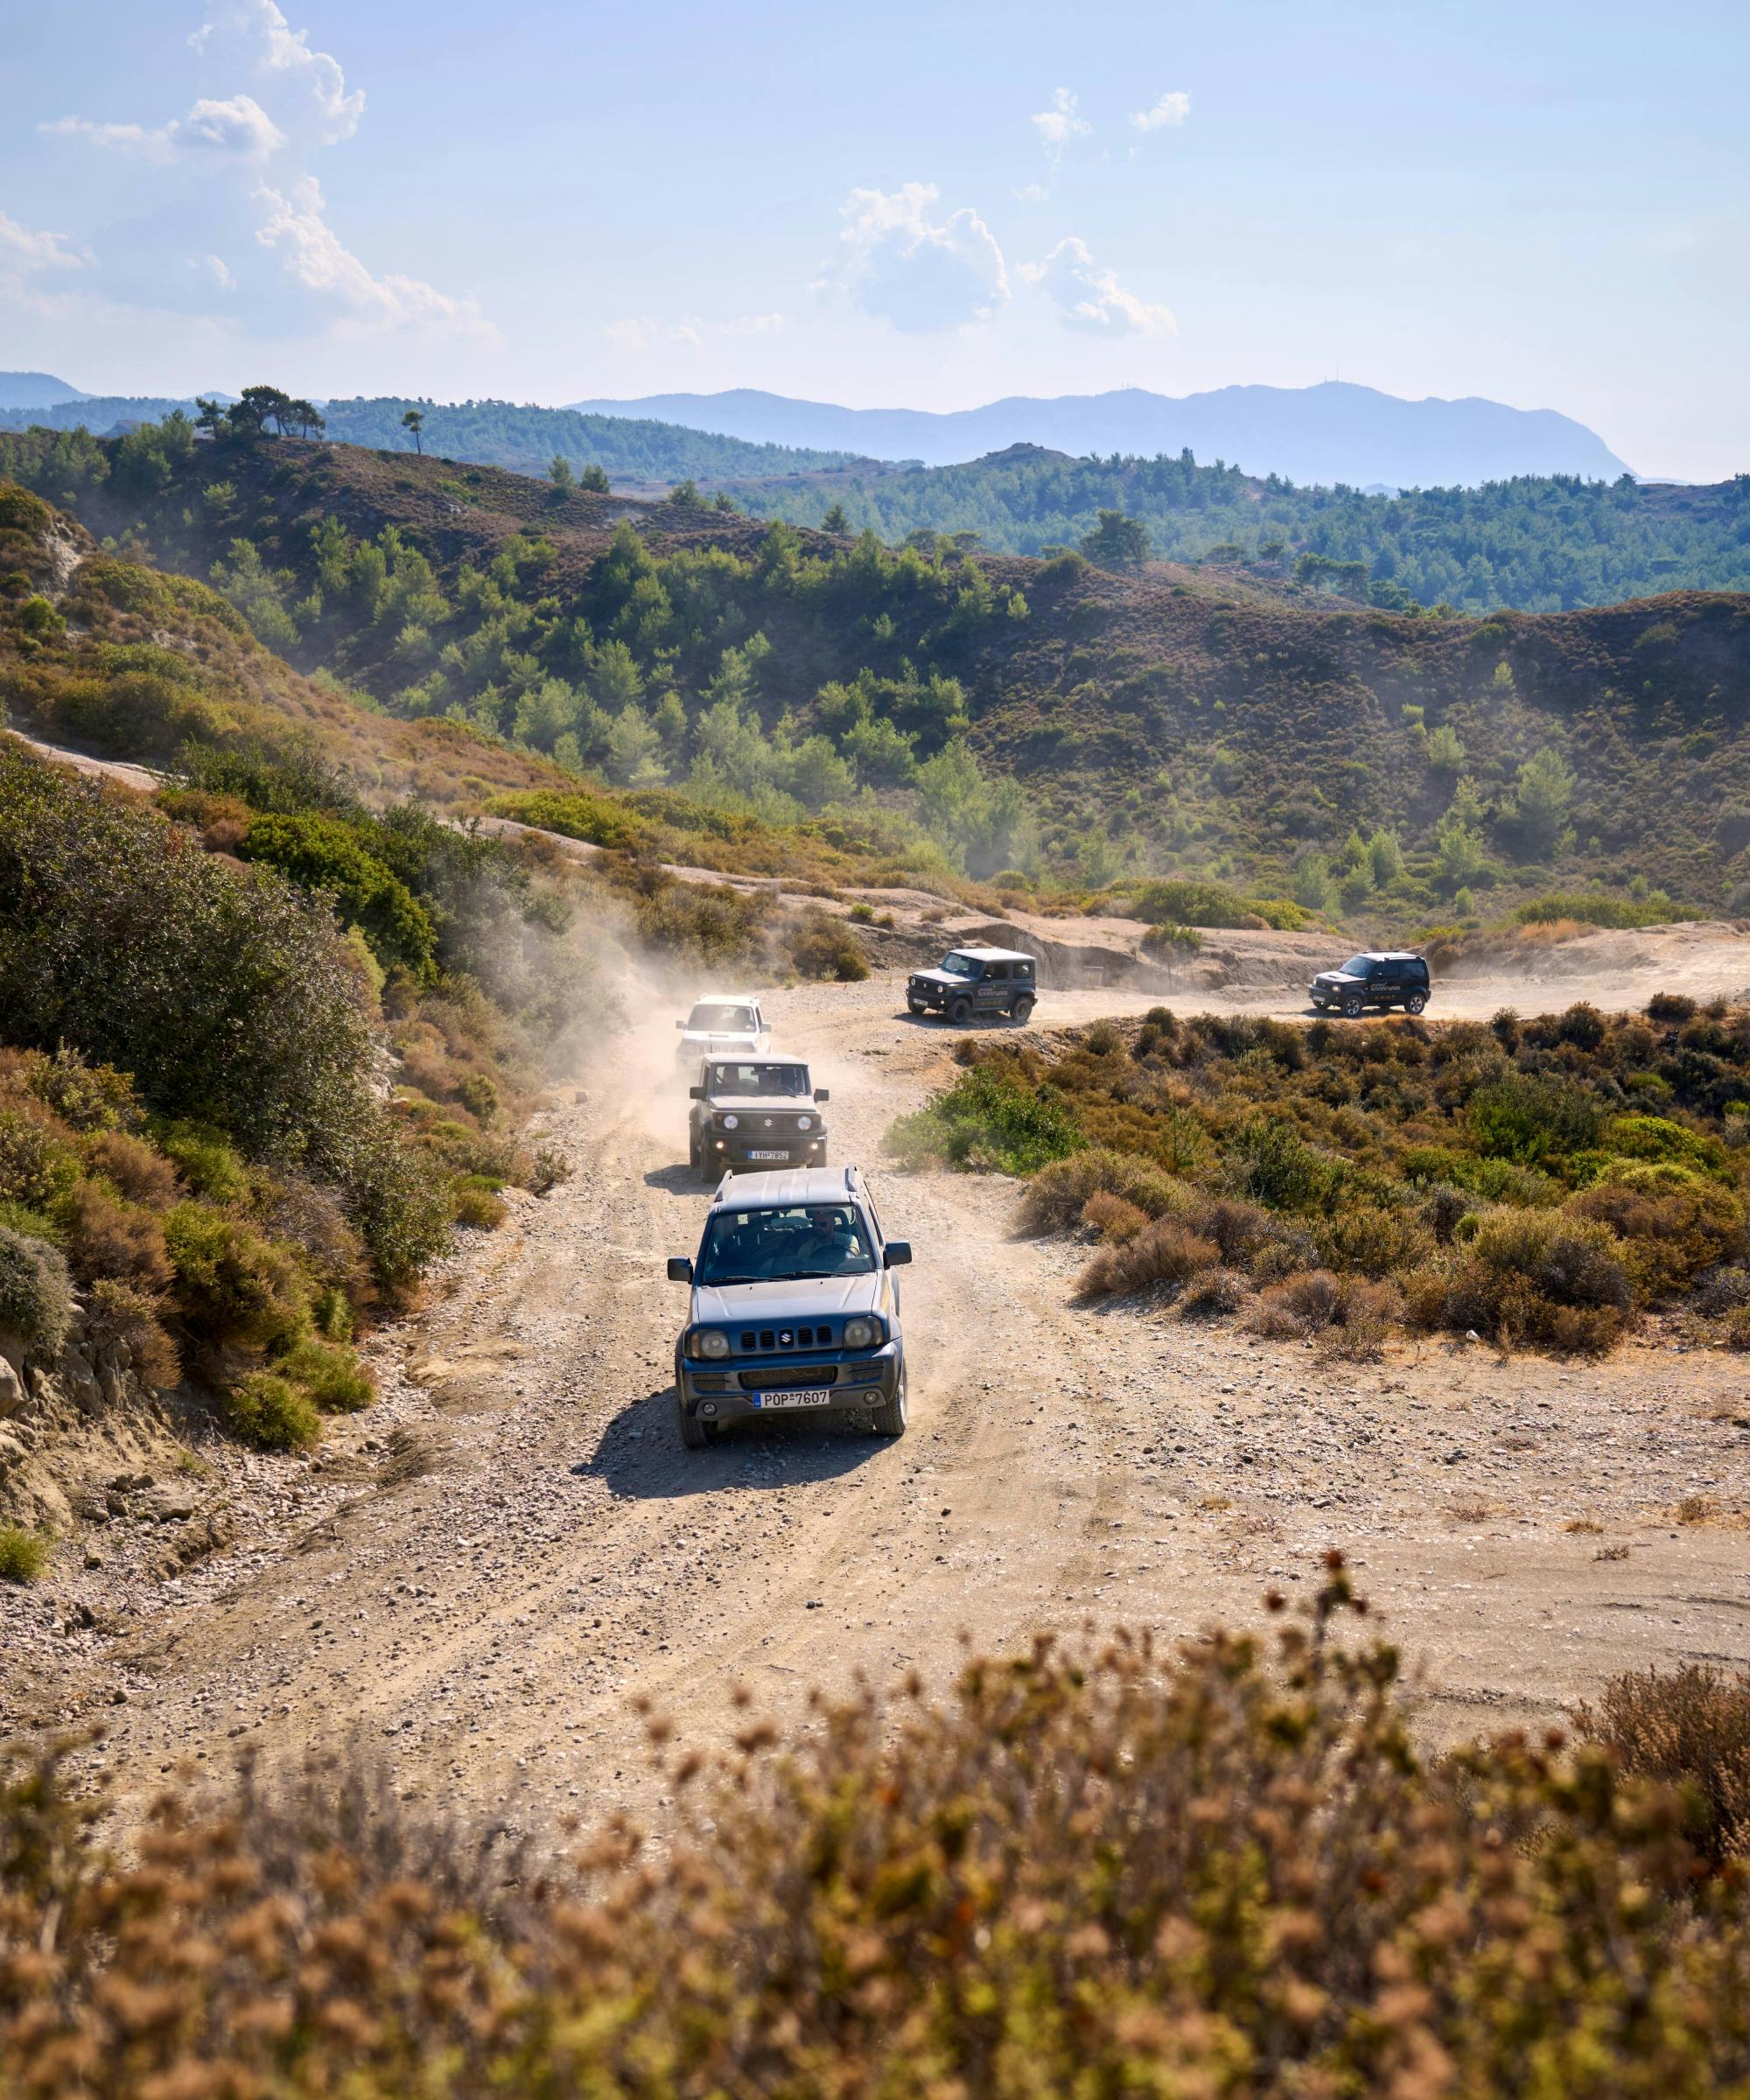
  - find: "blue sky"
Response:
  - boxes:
[3,0,1746,478]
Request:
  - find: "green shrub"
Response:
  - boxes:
[1567,1165,1743,1298]
[452,1180,508,1229]
[223,1370,321,1452]
[1018,1149,1186,1231]
[1436,1209,1633,1353]
[1516,890,1698,929]
[0,1105,81,1214]
[0,1226,73,1359]
[1129,878,1312,931]
[787,910,869,982]
[164,1201,310,1347]
[24,1046,139,1133]
[238,811,438,979]
[85,1277,181,1389]
[1468,1071,1604,1165]
[0,1525,48,1584]
[276,1334,374,1412]
[152,1124,252,1205]
[885,1067,1082,1176]
[481,788,649,850]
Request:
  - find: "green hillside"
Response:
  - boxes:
[4,419,1747,927]
[725,444,1750,614]
[0,395,860,486]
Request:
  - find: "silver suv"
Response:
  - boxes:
[688,1054,830,1180]
[666,1166,910,1449]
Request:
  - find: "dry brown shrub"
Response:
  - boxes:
[1189,1196,1273,1266]
[85,1277,181,1389]
[1176,1267,1249,1320]
[1250,1267,1343,1339]
[1018,1148,1185,1233]
[84,1129,181,1210]
[1081,1191,1148,1243]
[1576,1663,1750,1866]
[63,1181,173,1295]
[1077,1217,1219,1299]
[1319,1278,1400,1362]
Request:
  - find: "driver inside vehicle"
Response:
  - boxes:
[794,1206,867,1274]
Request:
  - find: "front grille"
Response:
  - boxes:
[738,1324,834,1350]
[738,1365,839,1391]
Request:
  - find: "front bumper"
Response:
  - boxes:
[701,1133,829,1171]
[678,1343,900,1425]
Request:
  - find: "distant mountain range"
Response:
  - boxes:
[566,381,1634,489]
[0,371,93,410]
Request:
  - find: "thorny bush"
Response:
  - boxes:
[4,1568,1750,2096]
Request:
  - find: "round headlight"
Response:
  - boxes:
[721,1114,738,1130]
[797,1116,813,1132]
[696,1329,731,1360]
[843,1316,877,1348]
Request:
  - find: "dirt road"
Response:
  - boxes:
[10,950,1750,1831]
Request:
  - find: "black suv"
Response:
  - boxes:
[1310,950,1431,1018]
[906,946,1038,1026]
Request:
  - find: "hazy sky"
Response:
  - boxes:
[4,0,1746,478]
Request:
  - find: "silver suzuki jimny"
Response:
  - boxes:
[666,1166,910,1448]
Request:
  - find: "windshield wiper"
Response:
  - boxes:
[702,1274,764,1286]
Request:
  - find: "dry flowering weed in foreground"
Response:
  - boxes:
[4,1558,1750,2096]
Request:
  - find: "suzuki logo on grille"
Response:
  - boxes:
[779,1329,793,1345]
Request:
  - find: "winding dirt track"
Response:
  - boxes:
[27,956,1750,1831]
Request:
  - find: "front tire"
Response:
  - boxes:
[678,1401,718,1450]
[948,997,972,1026]
[869,1361,907,1438]
[1012,995,1035,1025]
[907,1000,927,1017]
[1341,993,1364,1018]
[1404,991,1427,1015]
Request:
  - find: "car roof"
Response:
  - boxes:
[710,1166,862,1211]
[690,991,760,1004]
[700,1051,808,1068]
[941,945,1033,962]
[1354,950,1425,962]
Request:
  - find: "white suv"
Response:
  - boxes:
[675,992,769,1070]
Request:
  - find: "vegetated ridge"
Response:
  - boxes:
[3,417,1747,930]
[724,442,1750,612]
[0,393,866,486]
[566,377,1635,485]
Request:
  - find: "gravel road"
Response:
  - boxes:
[8,949,1750,1833]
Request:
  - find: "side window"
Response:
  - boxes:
[985,962,1009,982]
[1016,960,1034,980]
[860,1186,886,1246]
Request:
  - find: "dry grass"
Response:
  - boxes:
[1575,1661,1750,1866]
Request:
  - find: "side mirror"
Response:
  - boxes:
[689,1085,704,1101]
[675,1018,685,1030]
[666,1256,694,1283]
[883,1241,913,1268]
[814,1087,830,1103]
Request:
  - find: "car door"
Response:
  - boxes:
[976,962,1007,1013]
[1370,960,1398,1004]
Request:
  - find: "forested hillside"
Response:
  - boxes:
[4,417,1747,926]
[727,444,1750,614]
[0,395,860,486]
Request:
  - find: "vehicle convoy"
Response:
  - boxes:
[1310,950,1431,1017]
[675,992,769,1069]
[688,1054,830,1180]
[906,945,1039,1026]
[667,1166,910,1448]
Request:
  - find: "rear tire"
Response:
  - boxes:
[1012,995,1035,1025]
[869,1362,907,1438]
[1404,991,1427,1015]
[678,1402,718,1450]
[1341,993,1364,1018]
[948,997,972,1026]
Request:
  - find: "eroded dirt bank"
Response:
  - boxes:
[5,953,1750,1834]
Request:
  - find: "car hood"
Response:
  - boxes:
[703,1095,821,1116]
[909,969,974,988]
[1313,970,1363,985]
[690,1273,883,1325]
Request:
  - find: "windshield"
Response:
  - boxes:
[938,952,981,978]
[710,1062,809,1098]
[688,1003,756,1034]
[1341,956,1373,977]
[696,1203,875,1284]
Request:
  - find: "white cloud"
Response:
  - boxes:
[0,207,88,272]
[1130,89,1191,132]
[45,93,285,164]
[1022,236,1175,335]
[247,0,365,141]
[1031,87,1092,155]
[1014,181,1050,204]
[254,175,494,337]
[192,251,236,288]
[830,183,1008,333]
[602,314,704,352]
